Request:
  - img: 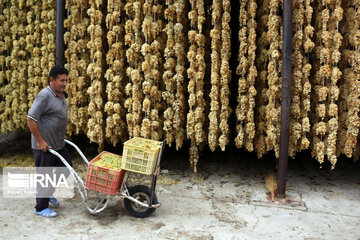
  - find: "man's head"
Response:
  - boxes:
[49,66,69,95]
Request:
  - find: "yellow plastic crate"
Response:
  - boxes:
[121,137,161,175]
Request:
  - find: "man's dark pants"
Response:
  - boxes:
[33,146,72,212]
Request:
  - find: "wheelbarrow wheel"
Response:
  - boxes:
[124,185,158,218]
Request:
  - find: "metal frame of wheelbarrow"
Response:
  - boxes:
[48,139,164,215]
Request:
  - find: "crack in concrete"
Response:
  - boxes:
[298,192,309,212]
[250,206,260,233]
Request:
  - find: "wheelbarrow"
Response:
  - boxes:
[48,138,165,218]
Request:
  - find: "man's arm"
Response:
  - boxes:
[27,117,51,152]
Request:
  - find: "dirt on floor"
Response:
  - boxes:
[1,135,360,240]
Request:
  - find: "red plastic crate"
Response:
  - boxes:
[85,151,126,195]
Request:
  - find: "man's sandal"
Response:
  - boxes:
[35,208,58,218]
[49,197,60,207]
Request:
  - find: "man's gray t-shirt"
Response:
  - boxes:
[28,86,68,151]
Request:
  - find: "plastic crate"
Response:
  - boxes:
[85,151,125,195]
[121,137,161,175]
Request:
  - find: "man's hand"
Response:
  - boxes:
[27,117,50,152]
[37,140,51,152]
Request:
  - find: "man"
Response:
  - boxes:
[27,65,72,218]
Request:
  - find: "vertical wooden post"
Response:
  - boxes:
[56,0,65,66]
[277,0,292,198]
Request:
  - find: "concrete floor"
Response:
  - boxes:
[1,145,360,240]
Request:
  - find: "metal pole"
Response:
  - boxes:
[56,0,65,66]
[277,0,292,198]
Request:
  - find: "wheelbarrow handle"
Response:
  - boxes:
[64,139,89,166]
[48,148,87,202]
[48,142,118,215]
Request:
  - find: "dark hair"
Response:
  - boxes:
[49,65,69,79]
